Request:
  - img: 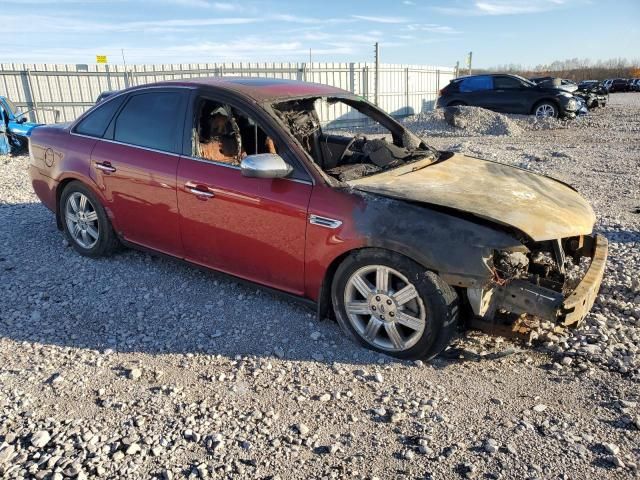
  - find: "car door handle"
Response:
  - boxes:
[185,182,215,198]
[95,161,116,173]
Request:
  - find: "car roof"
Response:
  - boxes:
[140,77,350,102]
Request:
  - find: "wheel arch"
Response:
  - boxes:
[55,176,115,231]
[531,97,560,115]
[55,177,79,230]
[316,244,441,321]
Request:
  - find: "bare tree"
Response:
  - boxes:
[475,57,640,81]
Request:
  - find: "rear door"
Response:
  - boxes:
[89,89,188,256]
[456,75,494,108]
[176,92,312,294]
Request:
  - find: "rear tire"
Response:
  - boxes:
[60,181,119,258]
[331,249,459,360]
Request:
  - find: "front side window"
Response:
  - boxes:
[113,92,183,152]
[458,76,492,92]
[494,76,524,89]
[273,96,436,183]
[74,95,125,138]
[193,99,279,166]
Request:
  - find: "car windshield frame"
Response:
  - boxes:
[269,94,439,183]
[511,75,537,87]
[4,98,19,117]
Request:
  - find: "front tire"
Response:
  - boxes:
[60,181,119,258]
[533,101,558,118]
[331,249,459,360]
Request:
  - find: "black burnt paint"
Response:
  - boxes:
[349,190,522,287]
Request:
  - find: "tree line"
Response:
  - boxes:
[473,57,640,81]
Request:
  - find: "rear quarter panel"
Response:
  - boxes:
[29,126,100,217]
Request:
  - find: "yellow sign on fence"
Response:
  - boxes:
[96,55,108,64]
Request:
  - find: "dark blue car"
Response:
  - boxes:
[436,74,580,118]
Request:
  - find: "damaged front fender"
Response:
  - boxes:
[350,190,525,289]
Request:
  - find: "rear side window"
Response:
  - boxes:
[458,76,492,92]
[74,95,125,137]
[113,92,183,153]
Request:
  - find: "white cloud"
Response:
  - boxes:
[407,23,461,34]
[352,15,408,24]
[211,2,241,11]
[434,0,570,16]
[0,14,260,33]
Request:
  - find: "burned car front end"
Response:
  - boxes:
[346,152,608,337]
[262,88,607,339]
[469,233,608,334]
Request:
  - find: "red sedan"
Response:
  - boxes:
[29,77,607,360]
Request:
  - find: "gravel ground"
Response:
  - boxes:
[1,93,639,479]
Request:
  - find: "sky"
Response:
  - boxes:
[1,0,638,68]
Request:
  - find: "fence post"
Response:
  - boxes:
[405,67,410,116]
[374,42,379,105]
[349,63,355,93]
[363,66,369,102]
[106,64,113,91]
[25,68,39,123]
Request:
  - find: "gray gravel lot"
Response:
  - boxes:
[0,93,638,479]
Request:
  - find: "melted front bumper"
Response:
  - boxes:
[472,234,608,334]
[560,234,608,326]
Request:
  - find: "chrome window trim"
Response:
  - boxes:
[70,134,313,186]
[309,214,342,229]
[70,132,182,158]
[181,155,313,185]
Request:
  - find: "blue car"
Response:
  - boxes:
[0,96,43,154]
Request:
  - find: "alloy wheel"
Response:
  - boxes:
[344,265,426,352]
[65,192,99,249]
[535,104,556,118]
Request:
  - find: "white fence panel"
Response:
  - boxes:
[0,62,455,125]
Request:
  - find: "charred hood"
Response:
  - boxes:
[347,153,596,242]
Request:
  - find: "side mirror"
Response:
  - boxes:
[240,153,293,179]
[18,118,27,124]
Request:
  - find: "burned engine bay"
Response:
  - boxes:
[469,235,595,334]
[272,97,437,182]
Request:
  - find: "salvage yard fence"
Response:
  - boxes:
[0,62,455,126]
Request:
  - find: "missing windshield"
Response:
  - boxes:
[272,96,437,182]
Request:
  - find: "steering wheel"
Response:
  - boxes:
[338,134,365,164]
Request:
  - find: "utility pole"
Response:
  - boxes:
[374,42,380,106]
[309,48,312,66]
[121,49,129,88]
[467,51,473,75]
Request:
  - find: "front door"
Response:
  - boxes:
[177,96,312,294]
[89,89,188,256]
[490,76,528,113]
